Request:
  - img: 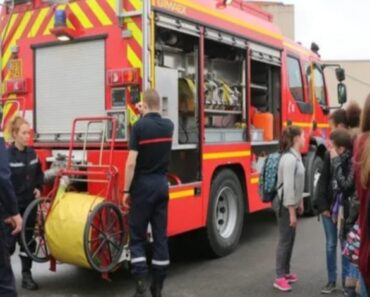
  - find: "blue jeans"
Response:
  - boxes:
[322,215,350,284]
[346,263,367,297]
[359,274,368,297]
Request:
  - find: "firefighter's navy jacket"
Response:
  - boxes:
[0,132,19,216]
[8,144,43,209]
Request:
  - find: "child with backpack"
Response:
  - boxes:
[328,129,367,297]
[272,126,305,292]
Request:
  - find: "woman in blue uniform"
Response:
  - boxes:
[7,116,43,291]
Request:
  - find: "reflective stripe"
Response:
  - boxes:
[19,252,28,258]
[139,137,172,145]
[9,162,25,168]
[131,257,146,264]
[152,259,170,266]
[29,158,39,165]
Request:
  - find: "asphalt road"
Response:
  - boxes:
[13,210,345,297]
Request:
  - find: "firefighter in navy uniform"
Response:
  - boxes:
[6,116,43,291]
[0,129,22,297]
[122,89,174,297]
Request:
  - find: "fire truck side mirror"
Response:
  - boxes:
[335,67,346,82]
[337,83,347,105]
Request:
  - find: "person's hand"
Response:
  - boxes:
[4,214,22,235]
[121,194,131,209]
[322,210,331,218]
[298,204,304,216]
[135,102,143,115]
[33,188,41,198]
[289,213,297,228]
[329,148,338,159]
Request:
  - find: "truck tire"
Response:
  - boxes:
[305,156,323,215]
[204,169,244,257]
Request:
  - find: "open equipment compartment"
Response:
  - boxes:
[154,16,201,184]
[249,44,281,147]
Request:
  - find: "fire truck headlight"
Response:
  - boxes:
[57,34,71,42]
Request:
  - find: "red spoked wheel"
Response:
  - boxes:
[84,202,125,272]
[20,198,51,263]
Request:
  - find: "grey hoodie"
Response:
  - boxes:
[276,148,305,208]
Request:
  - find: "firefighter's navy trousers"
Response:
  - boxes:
[0,219,17,297]
[129,174,170,276]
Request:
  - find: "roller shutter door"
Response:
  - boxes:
[35,40,105,140]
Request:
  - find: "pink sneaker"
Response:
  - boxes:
[273,278,292,292]
[285,273,298,283]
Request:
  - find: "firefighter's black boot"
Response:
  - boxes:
[150,273,165,297]
[21,257,39,291]
[133,275,148,297]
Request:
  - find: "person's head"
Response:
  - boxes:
[9,116,30,149]
[330,129,352,156]
[345,101,362,129]
[360,94,370,187]
[329,109,348,130]
[280,126,304,152]
[142,89,160,115]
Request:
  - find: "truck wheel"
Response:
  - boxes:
[205,169,244,257]
[305,156,323,215]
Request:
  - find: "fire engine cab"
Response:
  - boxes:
[0,0,347,272]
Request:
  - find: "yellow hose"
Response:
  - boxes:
[45,190,104,268]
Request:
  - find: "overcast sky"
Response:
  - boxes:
[279,0,370,60]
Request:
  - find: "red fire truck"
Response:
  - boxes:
[0,0,347,264]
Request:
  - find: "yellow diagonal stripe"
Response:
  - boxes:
[67,19,75,29]
[127,105,139,125]
[127,45,143,76]
[28,7,49,38]
[69,2,93,29]
[43,16,54,36]
[3,100,13,116]
[170,190,194,200]
[107,0,115,11]
[1,13,18,40]
[203,150,251,160]
[128,0,142,11]
[86,0,112,26]
[2,11,32,71]
[126,18,142,47]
